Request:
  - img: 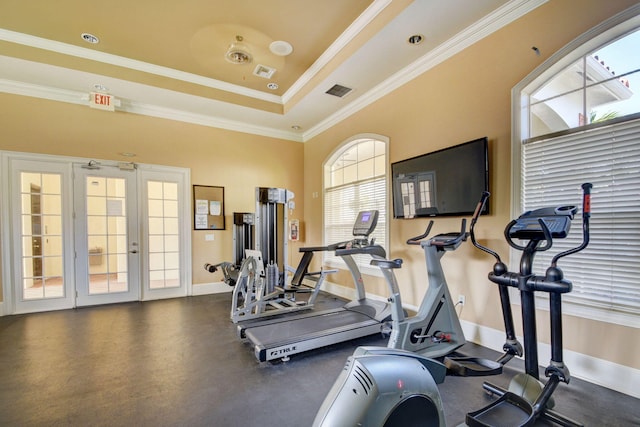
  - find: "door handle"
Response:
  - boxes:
[129,250,138,254]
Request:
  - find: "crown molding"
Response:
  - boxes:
[303,0,548,140]
[281,0,392,104]
[0,0,393,108]
[0,78,303,142]
[0,28,282,104]
[0,0,547,143]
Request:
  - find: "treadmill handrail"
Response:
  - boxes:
[335,244,386,258]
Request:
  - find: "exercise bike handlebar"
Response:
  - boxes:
[406,219,467,248]
[406,221,434,245]
[428,219,468,248]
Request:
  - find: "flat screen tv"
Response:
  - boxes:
[391,137,489,218]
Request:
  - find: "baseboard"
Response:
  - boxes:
[192,282,233,296]
[460,320,640,399]
[322,280,640,399]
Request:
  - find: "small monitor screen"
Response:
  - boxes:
[353,210,378,237]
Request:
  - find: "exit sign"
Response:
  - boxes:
[89,92,116,111]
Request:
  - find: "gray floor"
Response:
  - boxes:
[0,292,638,426]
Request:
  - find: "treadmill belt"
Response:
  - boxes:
[245,310,372,345]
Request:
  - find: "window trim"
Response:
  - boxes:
[511,4,640,327]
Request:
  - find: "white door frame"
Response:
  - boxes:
[139,166,192,301]
[1,151,191,314]
[1,155,76,314]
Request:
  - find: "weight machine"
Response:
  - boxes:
[206,187,333,323]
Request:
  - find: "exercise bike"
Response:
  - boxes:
[382,218,521,376]
[313,183,592,427]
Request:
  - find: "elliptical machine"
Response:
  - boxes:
[465,183,592,427]
[313,184,592,427]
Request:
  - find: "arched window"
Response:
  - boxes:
[323,135,387,271]
[512,6,640,326]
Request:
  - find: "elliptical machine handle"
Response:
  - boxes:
[582,182,592,218]
[470,191,502,264]
[550,183,592,266]
[471,191,490,227]
[504,217,555,252]
[406,221,434,245]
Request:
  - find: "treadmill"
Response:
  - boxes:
[242,211,399,362]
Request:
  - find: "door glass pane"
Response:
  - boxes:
[20,172,64,300]
[86,176,128,294]
[148,181,180,289]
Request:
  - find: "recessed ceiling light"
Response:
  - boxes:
[267,82,279,90]
[407,34,424,45]
[81,33,100,44]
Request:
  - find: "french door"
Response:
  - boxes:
[7,159,75,313]
[73,165,140,306]
[2,152,191,314]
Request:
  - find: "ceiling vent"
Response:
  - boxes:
[325,84,352,98]
[253,64,276,79]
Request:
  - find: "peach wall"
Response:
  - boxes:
[303,0,640,370]
[0,93,305,292]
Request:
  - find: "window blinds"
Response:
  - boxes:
[521,118,640,318]
[324,176,386,267]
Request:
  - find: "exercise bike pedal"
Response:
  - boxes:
[443,356,503,377]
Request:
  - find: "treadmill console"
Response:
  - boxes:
[353,210,379,238]
[509,206,577,240]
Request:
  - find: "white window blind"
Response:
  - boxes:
[521,118,640,320]
[324,176,386,267]
[324,137,387,270]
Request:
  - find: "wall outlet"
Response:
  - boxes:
[458,294,466,306]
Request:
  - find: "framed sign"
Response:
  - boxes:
[193,185,225,230]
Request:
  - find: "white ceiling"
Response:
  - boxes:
[0,0,546,142]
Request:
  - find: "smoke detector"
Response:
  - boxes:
[269,40,293,56]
